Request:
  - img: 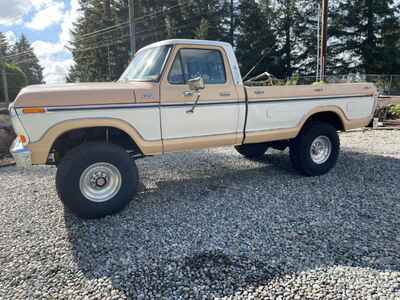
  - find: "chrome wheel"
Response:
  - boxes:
[310,136,332,165]
[79,162,122,203]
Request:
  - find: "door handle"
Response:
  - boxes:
[183,91,193,97]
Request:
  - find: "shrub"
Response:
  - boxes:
[389,105,400,119]
[0,63,28,103]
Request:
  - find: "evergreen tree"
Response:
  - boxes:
[0,32,9,57]
[236,0,281,78]
[0,64,27,102]
[291,0,320,76]
[68,0,230,82]
[332,0,400,74]
[274,0,304,78]
[12,34,43,84]
[68,0,128,82]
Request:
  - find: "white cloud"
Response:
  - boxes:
[26,1,64,30]
[0,0,31,25]
[4,31,17,46]
[1,0,82,83]
[32,40,72,83]
[44,59,74,83]
[32,40,65,56]
[28,0,81,83]
[60,0,82,46]
[31,0,57,9]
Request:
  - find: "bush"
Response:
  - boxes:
[389,105,400,119]
[0,63,28,103]
[0,113,15,155]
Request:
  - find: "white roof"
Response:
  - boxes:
[140,39,233,51]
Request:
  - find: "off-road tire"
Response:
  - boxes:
[235,143,269,159]
[289,121,340,176]
[56,142,138,219]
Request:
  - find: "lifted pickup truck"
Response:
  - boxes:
[9,39,377,218]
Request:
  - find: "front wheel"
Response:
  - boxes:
[56,142,139,219]
[290,121,340,176]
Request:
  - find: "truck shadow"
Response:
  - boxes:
[64,149,400,298]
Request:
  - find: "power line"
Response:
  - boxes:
[2,50,33,60]
[72,22,220,54]
[134,2,190,22]
[78,21,129,39]
[71,3,189,45]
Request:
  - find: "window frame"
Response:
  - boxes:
[167,47,228,85]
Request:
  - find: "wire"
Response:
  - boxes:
[2,51,33,60]
[78,21,129,39]
[134,2,190,22]
[70,2,190,44]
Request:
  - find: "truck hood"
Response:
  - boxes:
[14,82,160,108]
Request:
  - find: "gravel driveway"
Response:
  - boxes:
[1,130,400,299]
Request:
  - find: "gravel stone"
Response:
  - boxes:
[0,130,400,299]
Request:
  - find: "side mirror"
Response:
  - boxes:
[187,77,205,91]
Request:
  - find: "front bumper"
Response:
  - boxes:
[10,139,32,168]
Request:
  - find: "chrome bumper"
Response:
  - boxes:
[10,139,32,168]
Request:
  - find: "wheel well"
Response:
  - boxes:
[51,127,142,163]
[304,111,345,131]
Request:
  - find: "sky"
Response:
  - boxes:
[0,0,82,83]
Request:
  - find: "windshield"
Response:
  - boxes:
[119,46,171,82]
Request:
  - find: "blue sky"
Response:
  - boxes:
[0,0,81,83]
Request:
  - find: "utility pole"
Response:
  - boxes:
[316,1,320,82]
[319,0,328,81]
[128,0,136,57]
[0,57,9,105]
[230,0,234,45]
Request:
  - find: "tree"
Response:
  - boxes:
[0,32,9,57]
[331,0,400,74]
[68,0,230,82]
[0,64,27,102]
[68,0,128,82]
[236,0,281,78]
[12,34,43,84]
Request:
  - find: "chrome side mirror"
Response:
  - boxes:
[186,77,205,114]
[187,77,205,91]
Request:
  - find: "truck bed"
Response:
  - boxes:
[243,83,377,144]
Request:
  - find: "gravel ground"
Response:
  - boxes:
[0,130,400,299]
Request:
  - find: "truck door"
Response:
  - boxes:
[160,45,242,152]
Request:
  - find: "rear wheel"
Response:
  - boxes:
[235,143,269,159]
[56,142,139,219]
[289,121,340,176]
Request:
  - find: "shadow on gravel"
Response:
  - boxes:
[64,150,400,298]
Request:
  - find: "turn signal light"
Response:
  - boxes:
[22,107,46,114]
[18,135,27,144]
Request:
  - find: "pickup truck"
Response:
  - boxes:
[9,39,377,218]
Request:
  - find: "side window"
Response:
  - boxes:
[168,53,185,84]
[168,48,227,85]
